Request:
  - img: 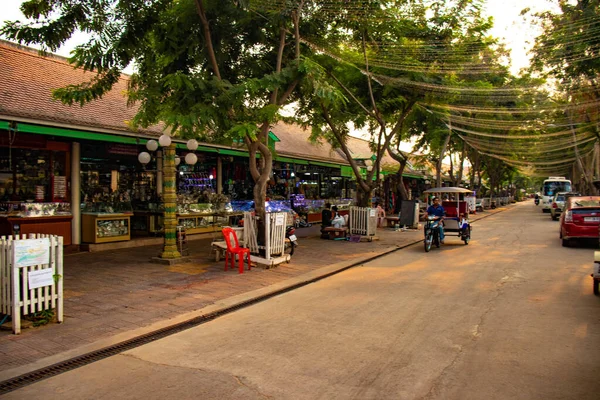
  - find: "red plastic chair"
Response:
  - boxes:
[222,227,252,274]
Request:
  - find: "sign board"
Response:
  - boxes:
[28,268,54,289]
[369,209,376,217]
[53,176,67,200]
[13,238,50,268]
[275,215,285,226]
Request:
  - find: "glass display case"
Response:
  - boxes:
[81,200,132,243]
[17,202,72,217]
[176,202,241,234]
[82,212,131,243]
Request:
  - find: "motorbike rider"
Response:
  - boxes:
[426,196,446,244]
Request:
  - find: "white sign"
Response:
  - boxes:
[14,238,50,268]
[28,268,54,289]
[275,215,285,226]
[369,209,376,217]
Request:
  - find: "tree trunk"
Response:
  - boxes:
[456,147,466,186]
[436,133,452,187]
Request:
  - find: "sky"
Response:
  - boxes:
[1,0,560,152]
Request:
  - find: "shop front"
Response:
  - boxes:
[0,131,73,244]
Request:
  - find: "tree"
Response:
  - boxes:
[1,0,321,250]
[527,0,600,184]
[294,0,498,206]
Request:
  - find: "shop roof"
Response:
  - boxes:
[270,122,349,166]
[0,40,436,179]
[0,40,163,136]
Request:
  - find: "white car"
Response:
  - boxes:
[551,192,581,221]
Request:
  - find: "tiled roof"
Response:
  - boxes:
[0,40,163,135]
[0,40,420,174]
[271,122,348,164]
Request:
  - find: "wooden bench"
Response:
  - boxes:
[322,226,348,240]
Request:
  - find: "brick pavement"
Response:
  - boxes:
[0,206,508,376]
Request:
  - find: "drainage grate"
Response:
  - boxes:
[0,246,403,395]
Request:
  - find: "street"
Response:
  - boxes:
[5,201,600,400]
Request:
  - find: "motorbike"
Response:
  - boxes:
[534,195,540,205]
[424,216,442,252]
[285,225,298,256]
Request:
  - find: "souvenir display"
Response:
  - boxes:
[96,219,129,238]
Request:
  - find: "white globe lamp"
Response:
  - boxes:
[145,139,158,152]
[185,153,198,165]
[186,139,199,151]
[367,165,373,172]
[158,134,172,147]
[175,157,181,166]
[138,152,151,165]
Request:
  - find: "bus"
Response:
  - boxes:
[540,177,572,212]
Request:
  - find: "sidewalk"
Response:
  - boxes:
[0,206,510,379]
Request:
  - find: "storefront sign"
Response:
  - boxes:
[13,238,50,268]
[53,176,67,199]
[28,268,54,289]
[36,186,45,201]
[107,143,139,156]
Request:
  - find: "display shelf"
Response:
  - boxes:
[176,212,242,235]
[82,213,131,243]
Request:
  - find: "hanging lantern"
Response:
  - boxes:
[146,139,158,152]
[175,157,181,166]
[367,165,373,172]
[138,152,151,165]
[186,139,199,151]
[185,153,198,165]
[158,134,172,147]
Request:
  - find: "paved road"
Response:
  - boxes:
[5,201,600,399]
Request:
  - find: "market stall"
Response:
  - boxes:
[0,202,73,244]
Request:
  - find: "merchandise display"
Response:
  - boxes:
[97,219,129,238]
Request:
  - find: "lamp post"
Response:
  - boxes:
[139,134,181,260]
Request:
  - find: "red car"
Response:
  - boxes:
[559,196,600,247]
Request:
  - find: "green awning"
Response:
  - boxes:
[403,173,424,179]
[217,148,248,157]
[8,122,143,144]
[341,166,353,177]
[0,121,10,130]
[308,160,342,168]
[275,156,309,165]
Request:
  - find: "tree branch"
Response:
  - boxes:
[320,104,371,193]
[362,31,382,124]
[194,0,222,80]
[327,71,377,120]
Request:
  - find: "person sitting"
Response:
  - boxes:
[375,202,386,228]
[321,203,332,233]
[426,196,446,244]
[331,206,346,229]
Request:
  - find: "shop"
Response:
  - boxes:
[0,131,73,244]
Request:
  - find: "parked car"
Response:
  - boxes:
[559,196,600,247]
[550,191,581,221]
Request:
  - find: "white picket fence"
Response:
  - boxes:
[243,211,287,259]
[349,207,377,237]
[0,234,63,334]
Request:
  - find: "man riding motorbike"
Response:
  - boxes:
[426,196,446,244]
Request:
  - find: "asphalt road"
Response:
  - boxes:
[6,201,600,400]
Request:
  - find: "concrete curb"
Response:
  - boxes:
[0,204,514,382]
